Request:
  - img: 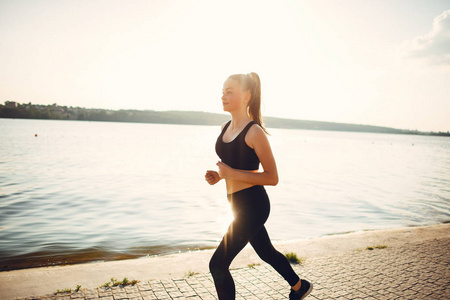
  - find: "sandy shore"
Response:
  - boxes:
[0,223,449,299]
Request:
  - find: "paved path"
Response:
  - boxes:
[16,235,449,300]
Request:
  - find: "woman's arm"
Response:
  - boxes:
[205,170,222,185]
[216,125,279,186]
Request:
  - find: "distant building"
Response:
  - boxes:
[5,101,17,108]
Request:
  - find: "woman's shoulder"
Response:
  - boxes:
[245,122,268,148]
[248,121,264,135]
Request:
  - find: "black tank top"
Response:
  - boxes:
[215,120,260,171]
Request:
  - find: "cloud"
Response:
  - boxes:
[406,10,450,65]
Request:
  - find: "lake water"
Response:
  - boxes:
[1,118,449,270]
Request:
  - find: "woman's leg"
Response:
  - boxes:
[209,211,267,299]
[209,221,247,299]
[210,187,269,299]
[250,226,300,287]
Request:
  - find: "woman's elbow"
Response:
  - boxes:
[270,174,279,186]
[262,171,278,186]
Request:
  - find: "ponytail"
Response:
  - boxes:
[228,72,268,134]
[247,72,268,134]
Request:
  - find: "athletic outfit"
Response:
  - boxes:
[210,120,304,299]
[215,121,260,171]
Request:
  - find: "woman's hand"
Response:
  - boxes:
[205,170,221,185]
[216,161,234,180]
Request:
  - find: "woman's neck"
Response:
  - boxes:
[229,110,251,129]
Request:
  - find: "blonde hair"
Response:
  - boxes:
[228,72,268,134]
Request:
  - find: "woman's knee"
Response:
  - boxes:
[209,255,218,273]
[257,249,274,264]
[255,246,281,264]
[209,251,226,273]
[209,255,228,286]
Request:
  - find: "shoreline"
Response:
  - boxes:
[0,244,217,272]
[2,221,449,272]
[2,222,448,272]
[1,223,449,299]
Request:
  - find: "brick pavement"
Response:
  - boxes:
[15,236,450,300]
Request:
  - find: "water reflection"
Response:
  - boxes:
[0,119,449,270]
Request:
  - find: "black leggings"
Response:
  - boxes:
[209,185,299,299]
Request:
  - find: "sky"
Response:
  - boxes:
[0,0,449,132]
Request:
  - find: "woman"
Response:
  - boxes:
[205,72,313,300]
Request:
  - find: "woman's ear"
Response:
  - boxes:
[244,91,251,104]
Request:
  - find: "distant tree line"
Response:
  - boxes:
[1,101,449,137]
[0,101,229,125]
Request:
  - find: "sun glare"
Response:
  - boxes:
[0,0,448,131]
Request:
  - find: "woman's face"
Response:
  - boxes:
[221,78,248,113]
